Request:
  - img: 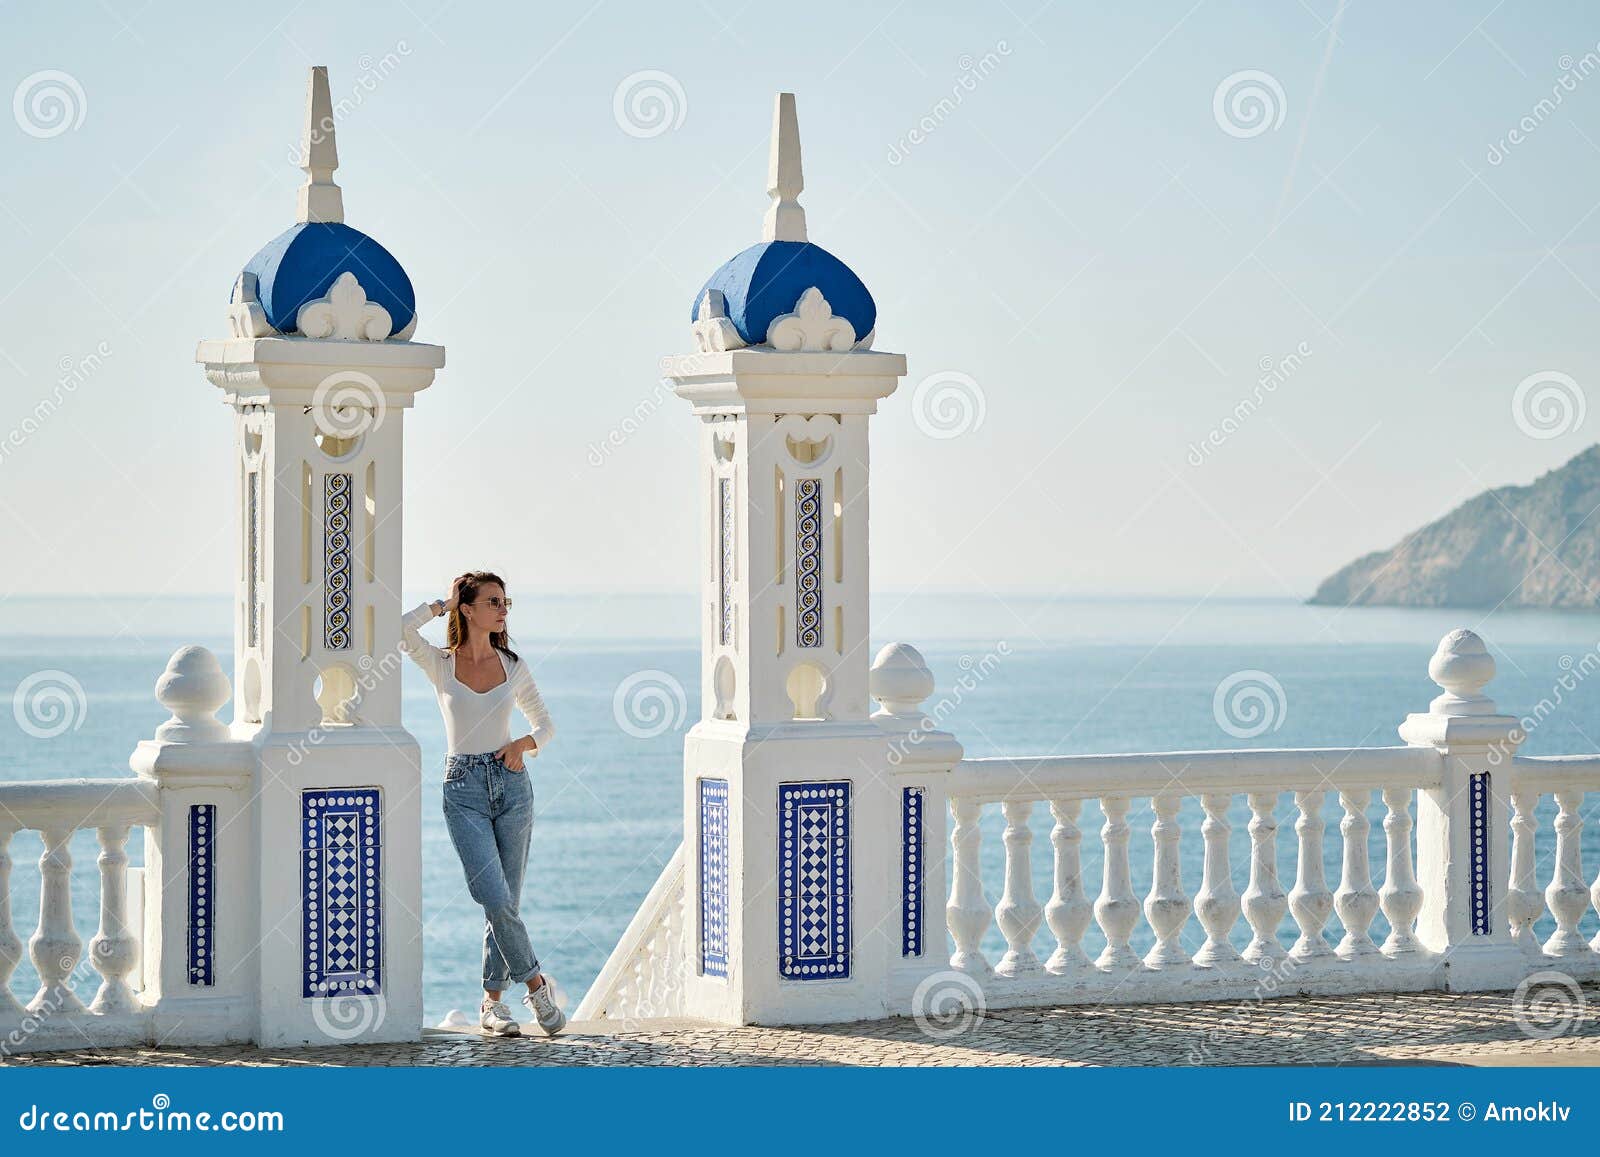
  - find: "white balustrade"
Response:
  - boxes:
[1093,796,1141,971]
[1043,799,1092,973]
[1241,791,1287,967]
[1334,790,1379,958]
[1288,791,1334,961]
[1192,793,1240,968]
[947,797,993,975]
[0,781,160,1039]
[994,800,1042,977]
[1378,787,1422,957]
[1543,789,1589,959]
[1143,794,1190,969]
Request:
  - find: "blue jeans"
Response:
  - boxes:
[442,751,541,991]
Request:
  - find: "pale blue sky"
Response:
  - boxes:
[3,1,1599,603]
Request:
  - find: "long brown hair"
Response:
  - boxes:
[446,571,520,663]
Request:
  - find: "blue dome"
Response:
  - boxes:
[239,222,416,336]
[692,241,874,346]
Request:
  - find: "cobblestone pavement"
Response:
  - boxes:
[5,987,1598,1067]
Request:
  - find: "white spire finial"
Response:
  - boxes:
[297,66,344,224]
[762,92,805,242]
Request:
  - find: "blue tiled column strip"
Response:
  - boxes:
[901,787,924,957]
[1470,772,1490,935]
[187,803,215,987]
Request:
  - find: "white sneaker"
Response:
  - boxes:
[479,997,521,1037]
[522,978,566,1037]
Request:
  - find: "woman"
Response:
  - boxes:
[400,571,565,1038]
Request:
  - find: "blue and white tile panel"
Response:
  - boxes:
[699,778,730,979]
[301,788,382,997]
[779,780,850,979]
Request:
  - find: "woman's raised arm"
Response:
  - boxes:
[399,601,450,688]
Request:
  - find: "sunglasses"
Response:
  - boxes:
[472,597,513,610]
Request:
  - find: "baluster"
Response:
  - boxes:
[1094,796,1141,970]
[1379,787,1423,957]
[28,827,85,1013]
[1334,790,1379,958]
[0,826,21,1016]
[994,800,1042,976]
[947,798,992,974]
[1506,787,1542,955]
[1044,799,1092,973]
[1193,793,1241,967]
[1543,790,1590,958]
[1288,791,1334,961]
[1241,791,1287,966]
[1143,794,1191,968]
[87,823,138,1015]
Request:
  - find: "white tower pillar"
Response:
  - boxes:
[193,67,443,1045]
[664,95,956,1024]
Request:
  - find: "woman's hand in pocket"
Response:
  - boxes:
[493,735,536,772]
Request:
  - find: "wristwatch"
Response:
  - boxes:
[431,599,445,617]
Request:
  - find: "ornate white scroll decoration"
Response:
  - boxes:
[778,412,837,465]
[227,272,276,338]
[767,286,856,352]
[296,271,394,341]
[693,289,746,353]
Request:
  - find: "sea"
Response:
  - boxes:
[3,593,1599,1027]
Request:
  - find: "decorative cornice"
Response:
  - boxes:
[767,286,856,352]
[296,271,394,341]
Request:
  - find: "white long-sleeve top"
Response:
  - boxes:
[400,602,556,757]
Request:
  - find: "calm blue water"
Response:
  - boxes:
[3,594,1599,1025]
